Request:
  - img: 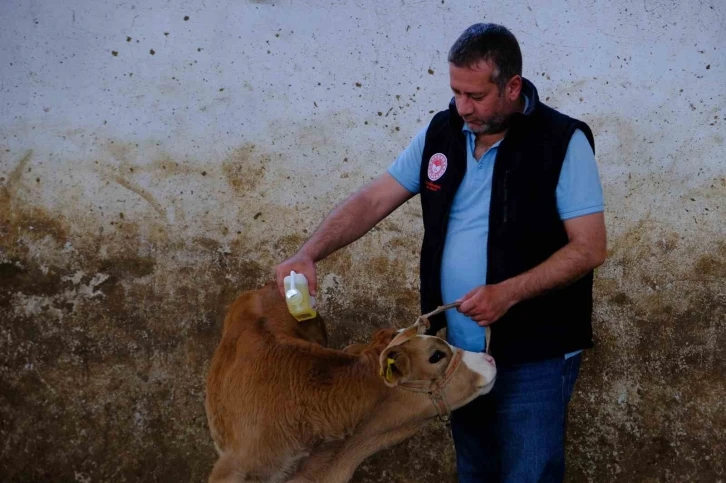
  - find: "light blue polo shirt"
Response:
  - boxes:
[388,96,604,356]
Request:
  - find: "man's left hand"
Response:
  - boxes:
[456,283,517,326]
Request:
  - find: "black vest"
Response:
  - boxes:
[419,79,596,365]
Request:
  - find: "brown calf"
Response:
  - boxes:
[205,282,496,483]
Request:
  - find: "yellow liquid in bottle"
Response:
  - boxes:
[284,280,317,322]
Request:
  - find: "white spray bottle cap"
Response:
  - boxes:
[286,270,302,302]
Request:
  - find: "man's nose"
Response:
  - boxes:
[456,96,473,116]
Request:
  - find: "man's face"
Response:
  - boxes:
[449,60,520,135]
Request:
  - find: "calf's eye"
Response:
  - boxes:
[429,350,446,364]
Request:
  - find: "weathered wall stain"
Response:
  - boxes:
[0,154,426,481]
[3,152,723,482]
[0,184,261,482]
[100,170,167,217]
[567,219,725,482]
[0,166,442,482]
[3,150,33,198]
[222,143,269,195]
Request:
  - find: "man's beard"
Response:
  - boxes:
[466,113,511,135]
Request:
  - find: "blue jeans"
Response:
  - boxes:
[450,354,582,483]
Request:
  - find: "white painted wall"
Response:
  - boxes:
[3,0,723,243]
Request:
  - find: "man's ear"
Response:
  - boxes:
[378,347,411,387]
[505,74,522,102]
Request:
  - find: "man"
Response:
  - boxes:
[275,23,606,482]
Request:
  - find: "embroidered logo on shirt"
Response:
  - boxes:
[427,153,448,181]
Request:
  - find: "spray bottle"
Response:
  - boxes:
[283,270,317,321]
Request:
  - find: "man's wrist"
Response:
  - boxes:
[500,276,527,307]
[298,244,321,263]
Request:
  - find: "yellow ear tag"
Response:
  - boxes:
[385,357,396,383]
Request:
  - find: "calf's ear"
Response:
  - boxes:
[372,327,397,349]
[379,347,411,387]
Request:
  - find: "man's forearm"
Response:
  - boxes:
[274,173,412,297]
[503,240,605,306]
[299,173,413,262]
[299,190,382,262]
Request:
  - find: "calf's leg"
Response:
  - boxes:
[208,452,245,483]
[289,420,425,483]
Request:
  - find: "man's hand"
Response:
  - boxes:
[455,213,607,327]
[456,283,517,326]
[275,253,317,298]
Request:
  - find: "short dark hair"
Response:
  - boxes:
[448,23,522,91]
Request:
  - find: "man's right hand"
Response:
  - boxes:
[275,253,318,298]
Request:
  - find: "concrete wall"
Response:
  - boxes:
[1,0,724,481]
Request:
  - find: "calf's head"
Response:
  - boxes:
[378,321,496,419]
